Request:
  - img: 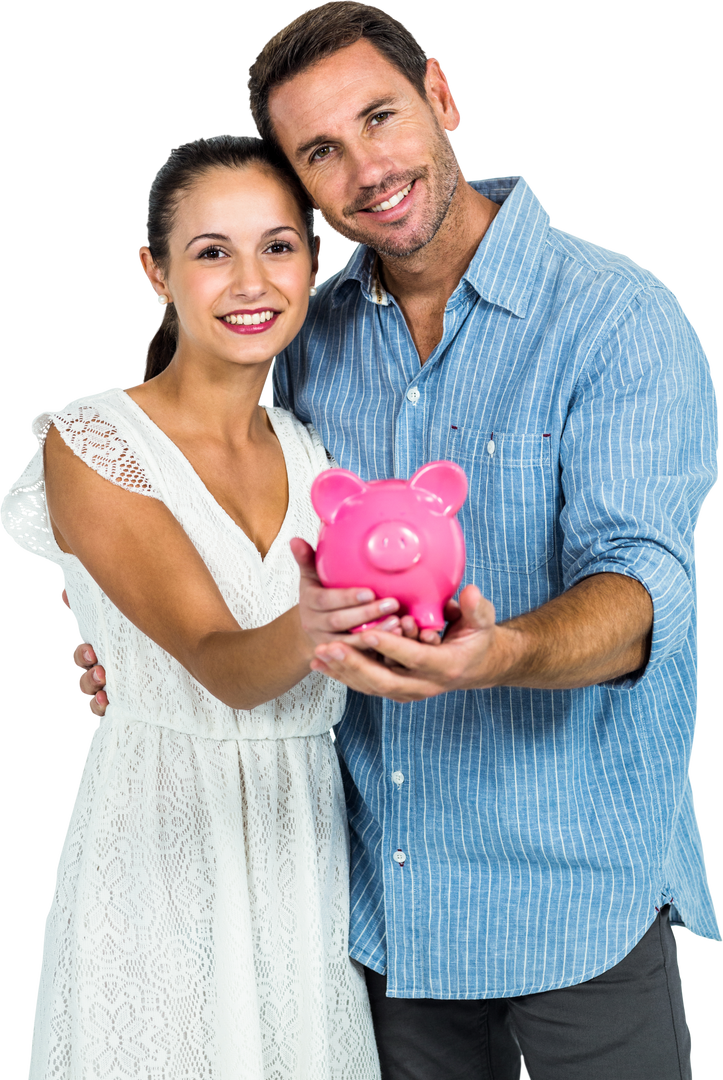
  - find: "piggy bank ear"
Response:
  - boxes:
[311,468,368,524]
[410,460,468,515]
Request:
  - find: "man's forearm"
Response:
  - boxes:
[484,573,653,690]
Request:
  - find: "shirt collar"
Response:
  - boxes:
[330,177,549,318]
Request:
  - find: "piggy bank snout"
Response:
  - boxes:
[365,521,421,572]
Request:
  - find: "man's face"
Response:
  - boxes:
[268,39,460,259]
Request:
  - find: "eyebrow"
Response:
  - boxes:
[184,225,303,251]
[294,95,398,159]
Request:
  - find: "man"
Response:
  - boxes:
[77,4,718,1077]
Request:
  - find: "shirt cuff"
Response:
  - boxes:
[565,542,694,689]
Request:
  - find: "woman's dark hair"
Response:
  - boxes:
[248,3,428,148]
[145,135,314,381]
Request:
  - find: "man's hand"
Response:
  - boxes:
[311,584,500,701]
[65,589,108,717]
[309,574,653,702]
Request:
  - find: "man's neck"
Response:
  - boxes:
[376,179,500,363]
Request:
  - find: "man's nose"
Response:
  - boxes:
[347,140,395,193]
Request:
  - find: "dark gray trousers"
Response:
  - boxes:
[364,907,691,1079]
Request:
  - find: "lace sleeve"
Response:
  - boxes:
[36,403,160,497]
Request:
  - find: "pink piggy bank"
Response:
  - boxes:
[311,461,468,632]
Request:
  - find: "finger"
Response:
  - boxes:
[62,589,70,609]
[348,629,445,673]
[90,690,108,717]
[443,598,462,623]
[457,585,496,629]
[319,598,400,633]
[311,643,441,700]
[304,578,380,613]
[399,618,440,645]
[74,643,97,669]
[289,538,321,582]
[344,616,401,647]
[76,660,105,695]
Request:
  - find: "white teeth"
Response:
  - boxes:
[369,182,412,213]
[222,310,276,325]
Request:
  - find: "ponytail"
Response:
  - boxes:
[140,304,179,384]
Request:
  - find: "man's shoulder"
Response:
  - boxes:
[546,227,664,292]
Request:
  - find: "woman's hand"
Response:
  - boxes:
[291,538,402,647]
[291,539,443,662]
[64,591,108,717]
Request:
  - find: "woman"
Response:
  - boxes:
[2,135,392,1079]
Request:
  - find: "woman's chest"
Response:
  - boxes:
[169,436,290,560]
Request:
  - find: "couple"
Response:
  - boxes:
[4,3,719,1079]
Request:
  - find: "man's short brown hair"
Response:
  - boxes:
[248,2,428,148]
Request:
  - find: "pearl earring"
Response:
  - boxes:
[309,286,317,296]
[158,295,169,306]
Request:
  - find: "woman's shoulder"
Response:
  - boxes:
[36,387,160,500]
[33,386,126,440]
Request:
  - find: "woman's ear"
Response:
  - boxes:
[140,247,168,299]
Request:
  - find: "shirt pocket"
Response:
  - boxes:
[446,430,556,574]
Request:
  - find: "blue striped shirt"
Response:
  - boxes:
[274,177,720,998]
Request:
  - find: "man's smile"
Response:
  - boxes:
[362,181,414,213]
[350,178,421,227]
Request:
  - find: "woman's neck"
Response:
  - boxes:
[127,344,274,448]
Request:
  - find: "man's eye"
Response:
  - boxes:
[311,146,332,162]
[370,111,391,126]
[198,246,227,260]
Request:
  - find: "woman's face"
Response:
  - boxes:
[150,164,317,370]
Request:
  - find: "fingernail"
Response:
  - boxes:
[356,590,375,602]
[328,647,345,661]
[92,669,103,684]
[83,649,93,662]
[364,634,379,647]
[379,599,397,613]
[380,617,399,630]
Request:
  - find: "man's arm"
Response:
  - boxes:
[296,540,651,701]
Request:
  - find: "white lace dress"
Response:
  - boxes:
[2,388,380,1080]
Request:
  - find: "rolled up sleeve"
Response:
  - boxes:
[560,286,717,675]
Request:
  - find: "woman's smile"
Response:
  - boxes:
[219,308,281,334]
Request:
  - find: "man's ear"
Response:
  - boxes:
[311,236,321,283]
[425,56,460,136]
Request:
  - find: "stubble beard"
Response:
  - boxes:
[319,126,460,259]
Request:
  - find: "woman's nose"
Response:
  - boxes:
[230,259,268,299]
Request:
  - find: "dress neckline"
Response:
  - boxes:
[115,388,295,565]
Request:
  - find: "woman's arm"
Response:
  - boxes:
[45,427,396,710]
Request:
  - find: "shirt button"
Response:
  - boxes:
[406,387,420,404]
[392,771,405,786]
[487,439,496,455]
[393,850,406,865]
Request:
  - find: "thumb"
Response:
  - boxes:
[457,585,496,630]
[289,537,320,582]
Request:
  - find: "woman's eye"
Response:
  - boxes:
[265,241,293,254]
[198,246,227,260]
